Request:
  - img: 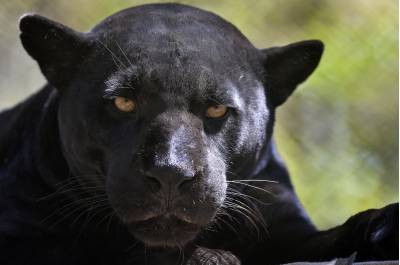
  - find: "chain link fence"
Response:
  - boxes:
[0,0,397,229]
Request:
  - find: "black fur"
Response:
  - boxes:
[0,4,397,265]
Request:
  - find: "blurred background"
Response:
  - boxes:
[0,0,397,229]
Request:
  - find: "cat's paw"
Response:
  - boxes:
[187,247,241,265]
[347,203,398,260]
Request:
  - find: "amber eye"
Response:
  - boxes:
[114,96,136,112]
[206,105,228,118]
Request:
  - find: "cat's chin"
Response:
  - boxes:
[126,214,201,247]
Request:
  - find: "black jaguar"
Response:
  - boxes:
[0,3,397,265]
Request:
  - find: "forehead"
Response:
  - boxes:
[92,4,260,76]
[96,24,255,80]
[104,62,249,105]
[92,4,255,53]
[93,5,262,104]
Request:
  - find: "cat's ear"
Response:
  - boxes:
[19,14,92,89]
[261,40,324,106]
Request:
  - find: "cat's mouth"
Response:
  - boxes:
[126,214,201,247]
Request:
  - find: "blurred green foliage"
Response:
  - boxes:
[0,0,397,229]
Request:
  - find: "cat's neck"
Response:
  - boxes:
[251,138,294,189]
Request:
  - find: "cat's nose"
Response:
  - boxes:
[144,165,195,193]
